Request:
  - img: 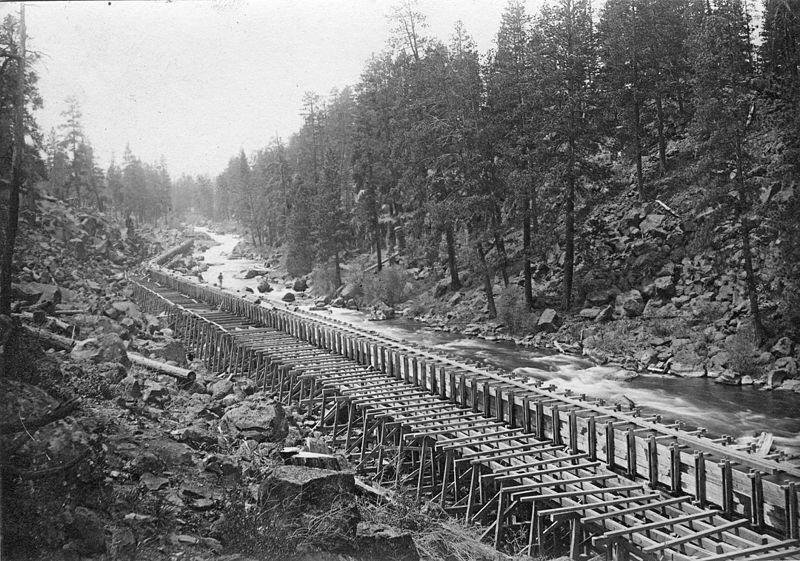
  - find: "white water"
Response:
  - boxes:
[191,228,800,454]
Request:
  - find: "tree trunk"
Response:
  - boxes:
[334,251,342,288]
[633,95,645,199]
[655,91,667,175]
[563,160,576,311]
[522,186,533,310]
[374,206,382,272]
[741,218,765,344]
[476,242,497,318]
[445,223,461,290]
[0,5,25,316]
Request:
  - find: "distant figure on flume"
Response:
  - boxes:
[218,272,223,288]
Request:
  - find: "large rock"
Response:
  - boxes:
[585,288,618,306]
[244,268,268,279]
[370,301,395,321]
[615,289,644,318]
[537,308,561,332]
[355,523,419,561]
[210,379,234,400]
[340,282,363,300]
[772,337,795,357]
[220,402,288,442]
[639,214,666,235]
[258,465,355,510]
[768,357,798,387]
[292,278,308,292]
[257,278,272,293]
[281,292,296,302]
[70,333,130,367]
[434,278,451,298]
[653,276,676,299]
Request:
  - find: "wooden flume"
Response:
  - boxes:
[129,260,800,561]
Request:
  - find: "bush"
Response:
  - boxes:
[495,286,534,335]
[362,266,414,307]
[310,263,341,298]
[726,324,763,378]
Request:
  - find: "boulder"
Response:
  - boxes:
[292,278,308,292]
[768,357,798,387]
[220,402,289,442]
[70,333,130,367]
[537,308,561,332]
[585,288,618,306]
[779,379,800,393]
[715,370,741,385]
[355,523,419,561]
[244,268,268,279]
[615,289,644,318]
[653,276,676,299]
[370,301,395,321]
[258,465,355,510]
[210,379,234,400]
[639,214,666,235]
[771,337,795,357]
[257,278,272,293]
[579,307,603,319]
[281,292,296,302]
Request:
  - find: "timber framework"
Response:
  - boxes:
[130,246,800,561]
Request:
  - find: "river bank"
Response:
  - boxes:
[172,227,800,455]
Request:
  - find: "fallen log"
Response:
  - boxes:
[128,352,196,384]
[22,324,74,351]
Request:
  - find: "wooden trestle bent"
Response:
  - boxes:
[129,265,800,561]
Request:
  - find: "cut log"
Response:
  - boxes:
[365,252,400,273]
[128,352,196,384]
[655,199,681,219]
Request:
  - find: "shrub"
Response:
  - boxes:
[495,286,534,335]
[310,263,341,298]
[726,323,763,378]
[362,266,414,307]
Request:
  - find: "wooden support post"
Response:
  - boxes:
[694,451,706,507]
[467,465,479,522]
[588,415,597,461]
[552,405,561,445]
[785,482,798,539]
[494,486,506,549]
[508,391,516,427]
[439,367,447,400]
[626,428,636,478]
[569,410,578,454]
[523,397,531,434]
[440,449,452,508]
[569,516,582,560]
[459,374,467,407]
[471,378,479,412]
[483,381,491,418]
[417,438,429,500]
[395,426,405,487]
[647,435,658,488]
[748,469,764,531]
[721,459,734,517]
[605,422,615,470]
[670,444,682,495]
[495,389,504,423]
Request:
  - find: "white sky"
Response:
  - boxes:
[6,0,536,179]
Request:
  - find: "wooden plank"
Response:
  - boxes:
[697,540,800,561]
[582,495,691,523]
[642,518,750,554]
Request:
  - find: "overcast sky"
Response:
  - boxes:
[6,0,533,179]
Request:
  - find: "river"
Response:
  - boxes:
[194,227,800,454]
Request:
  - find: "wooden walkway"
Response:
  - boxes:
[130,265,800,561]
